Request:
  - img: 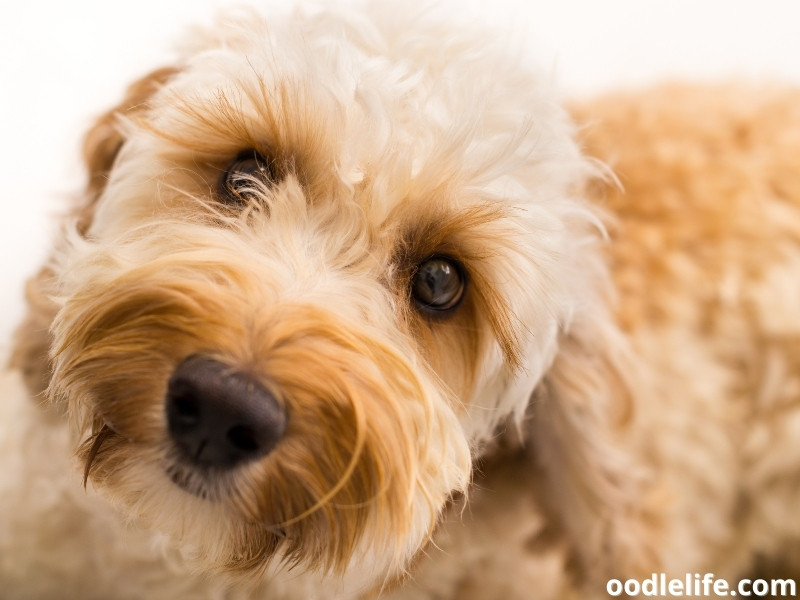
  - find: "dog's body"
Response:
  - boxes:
[2,5,800,599]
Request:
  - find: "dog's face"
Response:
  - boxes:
[33,5,609,591]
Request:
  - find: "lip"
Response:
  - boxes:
[165,462,213,499]
[163,454,235,502]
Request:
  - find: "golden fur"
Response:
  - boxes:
[1,5,799,599]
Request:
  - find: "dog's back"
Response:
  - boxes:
[575,84,800,578]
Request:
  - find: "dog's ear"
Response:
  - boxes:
[9,67,176,397]
[78,66,176,233]
[529,304,662,583]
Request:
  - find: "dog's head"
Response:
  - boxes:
[13,4,645,593]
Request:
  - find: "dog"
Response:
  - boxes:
[2,3,799,599]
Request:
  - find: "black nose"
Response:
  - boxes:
[166,356,287,469]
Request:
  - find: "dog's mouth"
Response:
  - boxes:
[82,421,228,502]
[81,419,215,495]
[164,460,224,501]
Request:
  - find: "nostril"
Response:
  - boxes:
[166,356,287,470]
[171,391,201,426]
[227,425,260,452]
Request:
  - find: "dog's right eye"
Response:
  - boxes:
[410,256,466,313]
[219,150,276,204]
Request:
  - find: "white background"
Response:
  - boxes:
[2,0,800,354]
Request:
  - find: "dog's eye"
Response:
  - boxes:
[411,256,466,312]
[219,150,276,204]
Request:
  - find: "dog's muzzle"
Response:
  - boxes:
[165,356,287,469]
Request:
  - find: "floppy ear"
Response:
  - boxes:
[79,66,177,233]
[9,67,176,396]
[528,301,663,583]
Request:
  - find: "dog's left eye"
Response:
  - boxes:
[219,150,276,204]
[411,256,466,312]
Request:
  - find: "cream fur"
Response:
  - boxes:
[1,4,799,599]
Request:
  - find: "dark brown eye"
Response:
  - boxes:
[411,256,466,312]
[219,150,276,204]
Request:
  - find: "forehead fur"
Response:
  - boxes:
[126,4,586,202]
[100,8,595,252]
